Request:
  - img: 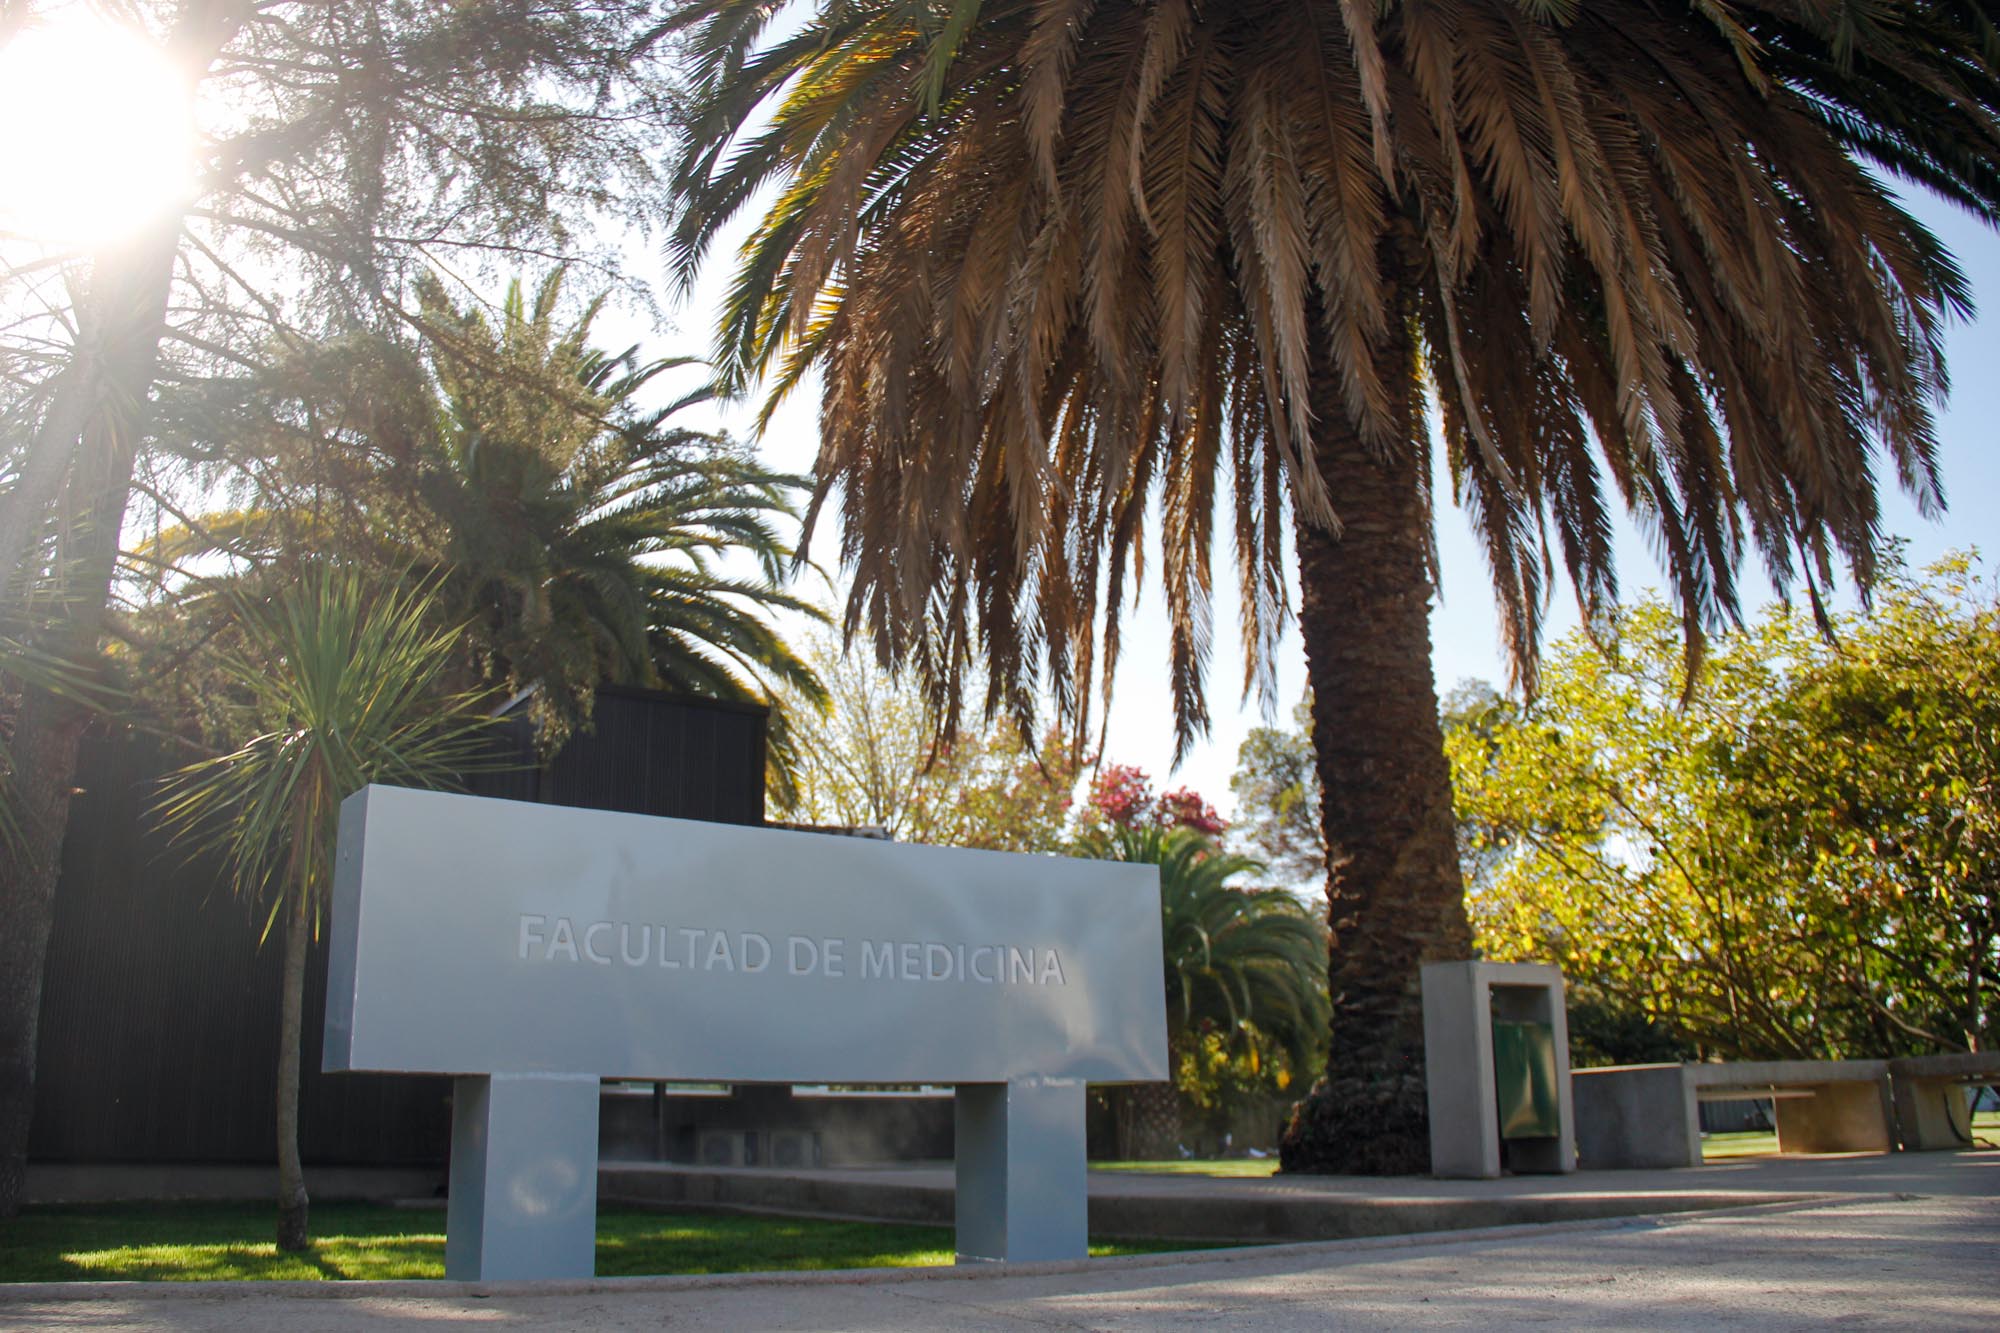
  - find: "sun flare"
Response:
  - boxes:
[0,13,196,251]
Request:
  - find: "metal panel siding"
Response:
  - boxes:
[537,689,765,825]
[29,730,451,1166]
[32,691,768,1167]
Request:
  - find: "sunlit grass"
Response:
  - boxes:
[1700,1108,1998,1161]
[1092,1159,1281,1178]
[1700,1130,1782,1160]
[0,1203,1206,1283]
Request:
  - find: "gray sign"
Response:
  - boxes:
[325,785,1168,1279]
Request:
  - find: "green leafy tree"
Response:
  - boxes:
[0,0,677,1214]
[1452,555,1999,1061]
[1723,555,1999,1053]
[1088,826,1329,1157]
[1229,698,1323,894]
[772,631,1081,850]
[669,0,2000,1171]
[153,567,499,1251]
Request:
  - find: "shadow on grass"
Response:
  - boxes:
[4,1204,1209,1283]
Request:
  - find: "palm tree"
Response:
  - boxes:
[409,273,828,748]
[667,0,2000,1170]
[1092,825,1328,1157]
[153,567,499,1251]
[137,273,829,757]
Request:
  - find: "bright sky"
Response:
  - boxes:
[0,11,193,249]
[679,190,2000,818]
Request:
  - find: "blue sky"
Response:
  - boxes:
[674,190,1999,817]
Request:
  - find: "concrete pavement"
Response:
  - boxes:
[3,1151,1995,1330]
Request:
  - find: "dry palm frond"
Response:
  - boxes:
[672,0,2000,755]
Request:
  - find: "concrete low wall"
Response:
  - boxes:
[1573,1065,1700,1170]
[598,1163,1827,1244]
[599,1086,955,1167]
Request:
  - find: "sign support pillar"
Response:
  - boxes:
[445,1073,601,1281]
[953,1078,1087,1263]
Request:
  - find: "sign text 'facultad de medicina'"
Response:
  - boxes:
[514,915,1071,987]
[323,785,1168,1087]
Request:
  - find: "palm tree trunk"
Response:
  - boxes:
[1278,286,1473,1177]
[0,223,178,1219]
[275,885,312,1251]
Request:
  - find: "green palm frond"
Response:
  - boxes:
[152,566,502,937]
[406,272,828,753]
[1091,824,1331,1068]
[154,268,827,777]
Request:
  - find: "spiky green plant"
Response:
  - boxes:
[153,566,501,1253]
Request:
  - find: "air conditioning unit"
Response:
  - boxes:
[766,1129,821,1169]
[696,1129,748,1167]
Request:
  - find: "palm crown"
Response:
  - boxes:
[1094,824,1329,1069]
[140,272,827,753]
[674,0,1999,732]
[669,0,2000,1170]
[412,273,827,743]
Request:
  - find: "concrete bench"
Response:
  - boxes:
[1573,1059,1893,1169]
[1888,1052,2000,1151]
[1687,1060,1893,1154]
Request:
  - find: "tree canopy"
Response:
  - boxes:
[1452,554,1999,1061]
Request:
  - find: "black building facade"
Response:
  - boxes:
[29,688,767,1170]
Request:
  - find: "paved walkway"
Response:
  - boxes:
[4,1152,1996,1330]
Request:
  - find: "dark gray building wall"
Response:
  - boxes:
[30,689,767,1169]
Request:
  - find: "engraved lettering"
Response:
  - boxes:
[741,932,771,973]
[583,922,613,965]
[705,931,735,971]
[1009,946,1033,985]
[862,940,894,979]
[970,945,996,983]
[822,938,843,978]
[899,941,920,981]
[788,936,818,975]
[547,917,578,962]
[618,922,650,966]
[518,914,546,960]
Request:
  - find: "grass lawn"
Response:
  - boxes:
[1092,1159,1280,1178]
[0,1203,1201,1284]
[1700,1129,1782,1159]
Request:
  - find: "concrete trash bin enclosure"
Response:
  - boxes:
[1421,961,1577,1179]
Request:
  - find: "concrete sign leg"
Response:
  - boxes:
[445,1073,601,1281]
[954,1079,1087,1264]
